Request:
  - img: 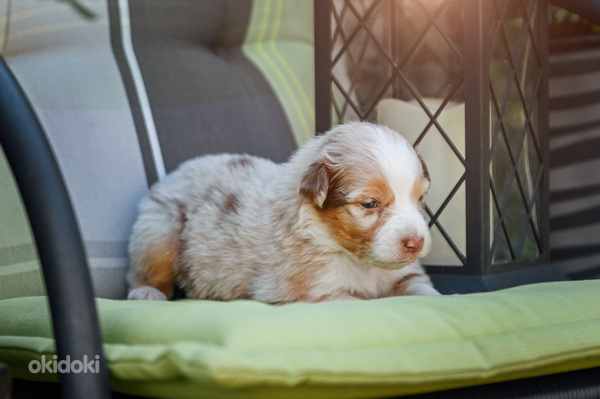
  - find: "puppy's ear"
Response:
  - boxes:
[300,160,329,208]
[418,154,430,183]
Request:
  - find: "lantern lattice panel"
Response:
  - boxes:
[319,0,551,276]
[331,0,464,119]
[489,0,545,266]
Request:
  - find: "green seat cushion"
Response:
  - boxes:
[1,280,600,398]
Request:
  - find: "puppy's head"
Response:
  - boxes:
[299,122,431,269]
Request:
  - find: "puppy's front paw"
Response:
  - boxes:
[128,286,168,301]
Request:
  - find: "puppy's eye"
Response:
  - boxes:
[361,200,378,209]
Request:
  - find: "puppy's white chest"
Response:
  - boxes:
[312,254,395,299]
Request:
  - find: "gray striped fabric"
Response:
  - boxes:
[0,0,311,299]
[549,47,600,280]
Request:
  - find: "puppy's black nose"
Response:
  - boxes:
[402,237,424,254]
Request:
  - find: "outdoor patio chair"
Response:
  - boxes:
[1,1,599,398]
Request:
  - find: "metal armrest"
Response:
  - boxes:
[0,57,110,399]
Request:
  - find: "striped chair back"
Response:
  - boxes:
[0,0,314,299]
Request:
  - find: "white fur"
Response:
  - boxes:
[127,122,442,302]
[128,286,167,301]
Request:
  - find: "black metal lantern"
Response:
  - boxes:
[314,0,563,293]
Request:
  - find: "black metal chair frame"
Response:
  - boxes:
[0,57,111,399]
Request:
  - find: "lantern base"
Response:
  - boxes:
[428,264,569,295]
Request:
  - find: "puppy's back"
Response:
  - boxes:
[128,153,279,300]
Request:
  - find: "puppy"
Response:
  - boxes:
[127,122,441,302]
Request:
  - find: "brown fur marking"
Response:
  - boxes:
[136,235,179,299]
[300,161,330,206]
[224,193,240,214]
[287,255,323,301]
[281,230,326,301]
[418,154,430,182]
[228,156,253,169]
[391,273,424,296]
[411,176,429,206]
[175,200,188,226]
[317,174,395,257]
